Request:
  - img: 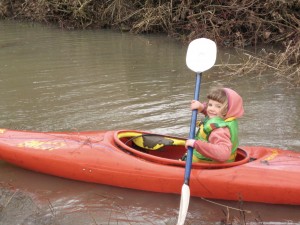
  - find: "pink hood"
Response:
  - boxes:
[223,88,244,119]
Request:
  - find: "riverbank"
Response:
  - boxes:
[1,0,299,87]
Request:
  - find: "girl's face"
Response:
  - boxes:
[207,99,226,118]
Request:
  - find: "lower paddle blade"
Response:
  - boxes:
[176,184,190,225]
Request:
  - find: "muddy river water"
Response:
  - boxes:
[0,20,300,224]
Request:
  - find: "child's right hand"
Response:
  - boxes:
[185,139,196,149]
[190,100,204,112]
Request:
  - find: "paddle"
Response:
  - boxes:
[176,38,217,225]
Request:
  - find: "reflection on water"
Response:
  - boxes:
[0,21,299,150]
[0,20,300,224]
[2,161,300,225]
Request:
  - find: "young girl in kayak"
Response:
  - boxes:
[184,86,244,163]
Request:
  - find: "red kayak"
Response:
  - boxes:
[0,128,299,205]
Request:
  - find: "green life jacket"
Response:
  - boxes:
[193,116,239,162]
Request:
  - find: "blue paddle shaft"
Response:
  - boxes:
[184,72,202,185]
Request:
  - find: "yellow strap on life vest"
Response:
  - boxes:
[225,117,236,122]
[199,124,207,140]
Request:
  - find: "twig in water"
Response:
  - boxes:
[201,197,251,214]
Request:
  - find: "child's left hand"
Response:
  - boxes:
[185,139,195,149]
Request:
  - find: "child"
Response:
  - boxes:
[185,86,244,163]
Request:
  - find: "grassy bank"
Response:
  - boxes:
[1,0,299,87]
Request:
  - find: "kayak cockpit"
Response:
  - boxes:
[114,130,250,169]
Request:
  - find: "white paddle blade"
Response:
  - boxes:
[186,38,217,73]
[176,184,191,225]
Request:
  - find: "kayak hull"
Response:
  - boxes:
[0,128,299,205]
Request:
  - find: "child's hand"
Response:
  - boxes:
[185,139,195,149]
[190,100,204,112]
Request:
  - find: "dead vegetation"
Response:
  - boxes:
[0,0,299,87]
[218,39,300,87]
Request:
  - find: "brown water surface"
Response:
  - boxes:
[0,20,300,225]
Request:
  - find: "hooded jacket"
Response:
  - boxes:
[193,88,244,162]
